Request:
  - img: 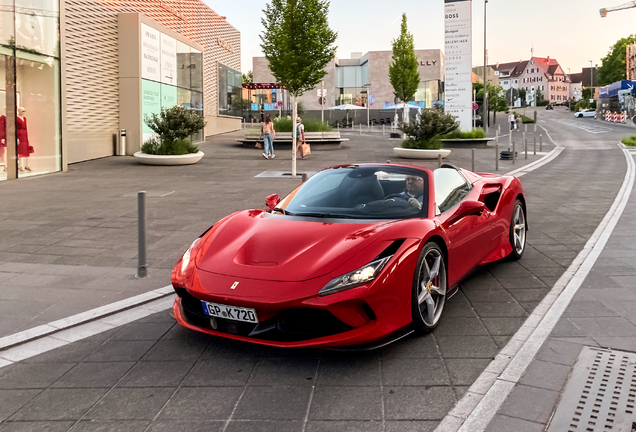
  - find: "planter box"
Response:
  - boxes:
[133,151,204,166]
[393,148,451,159]
[440,138,493,149]
[239,131,347,149]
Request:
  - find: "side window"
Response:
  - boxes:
[434,168,471,214]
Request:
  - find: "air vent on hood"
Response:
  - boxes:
[375,239,405,260]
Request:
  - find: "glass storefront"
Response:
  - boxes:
[218,62,242,117]
[0,0,61,180]
[141,39,203,144]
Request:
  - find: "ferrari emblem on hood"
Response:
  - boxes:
[230,282,239,290]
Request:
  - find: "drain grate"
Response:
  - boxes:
[548,347,636,432]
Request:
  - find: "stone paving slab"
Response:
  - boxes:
[0,109,632,431]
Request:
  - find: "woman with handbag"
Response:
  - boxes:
[296,117,309,159]
[262,114,276,159]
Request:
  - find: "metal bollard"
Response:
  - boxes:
[301,173,308,183]
[512,141,516,165]
[525,138,528,159]
[137,191,147,278]
[495,141,499,171]
[540,134,543,152]
[471,148,475,172]
[534,123,537,133]
[534,136,536,155]
[523,132,526,154]
[525,124,527,133]
[438,154,442,168]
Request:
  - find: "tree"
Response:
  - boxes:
[399,108,458,149]
[518,88,526,104]
[598,35,636,86]
[389,13,420,119]
[260,0,337,175]
[487,84,508,123]
[242,70,253,83]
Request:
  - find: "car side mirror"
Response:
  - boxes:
[444,200,485,227]
[266,194,281,210]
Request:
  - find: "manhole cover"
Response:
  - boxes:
[547,347,636,432]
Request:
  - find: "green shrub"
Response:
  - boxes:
[511,112,535,124]
[438,128,486,139]
[622,136,636,146]
[273,118,332,132]
[400,109,458,149]
[144,105,206,142]
[141,138,199,155]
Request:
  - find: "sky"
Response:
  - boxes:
[205,0,636,75]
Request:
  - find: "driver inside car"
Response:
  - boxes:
[392,175,425,210]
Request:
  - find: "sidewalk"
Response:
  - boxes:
[473,147,636,431]
[0,124,553,339]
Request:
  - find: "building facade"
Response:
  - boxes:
[252,49,445,112]
[1,0,241,181]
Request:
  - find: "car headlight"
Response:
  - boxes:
[181,238,201,273]
[319,256,392,297]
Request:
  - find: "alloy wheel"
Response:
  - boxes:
[416,247,447,327]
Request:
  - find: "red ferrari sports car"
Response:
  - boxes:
[171,163,527,349]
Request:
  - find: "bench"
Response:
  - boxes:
[237,132,349,150]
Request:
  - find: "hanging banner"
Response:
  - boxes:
[444,0,472,131]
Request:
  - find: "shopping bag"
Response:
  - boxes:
[301,142,311,156]
[255,141,262,149]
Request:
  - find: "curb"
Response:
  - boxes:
[0,285,174,352]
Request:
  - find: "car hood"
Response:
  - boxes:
[196,210,401,282]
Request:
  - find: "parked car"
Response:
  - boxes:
[574,109,596,118]
[171,163,527,349]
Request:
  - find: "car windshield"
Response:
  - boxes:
[275,166,429,219]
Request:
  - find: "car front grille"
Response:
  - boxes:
[176,288,353,342]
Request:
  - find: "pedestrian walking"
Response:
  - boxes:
[509,112,515,131]
[262,114,275,159]
[515,114,522,132]
[296,117,308,159]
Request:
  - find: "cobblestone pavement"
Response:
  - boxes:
[0,109,633,432]
[0,115,551,338]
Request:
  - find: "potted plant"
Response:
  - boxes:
[393,108,457,159]
[134,106,207,165]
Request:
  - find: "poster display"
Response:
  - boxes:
[161,33,177,85]
[142,79,161,142]
[141,24,161,82]
[444,0,472,131]
[161,84,178,109]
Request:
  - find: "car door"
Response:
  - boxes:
[433,168,493,287]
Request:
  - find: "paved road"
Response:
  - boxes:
[0,108,633,432]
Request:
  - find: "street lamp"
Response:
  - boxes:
[483,0,488,134]
[589,60,594,88]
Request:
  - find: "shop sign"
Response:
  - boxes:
[419,60,438,66]
[141,24,161,82]
[161,34,177,85]
[217,37,234,53]
[444,0,472,131]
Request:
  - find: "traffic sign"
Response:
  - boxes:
[318,97,326,105]
[277,101,283,108]
[472,103,479,110]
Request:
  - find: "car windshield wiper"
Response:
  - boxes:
[273,207,293,215]
[294,212,357,219]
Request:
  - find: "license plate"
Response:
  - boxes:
[200,301,259,324]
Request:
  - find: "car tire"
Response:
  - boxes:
[508,199,527,260]
[411,242,447,333]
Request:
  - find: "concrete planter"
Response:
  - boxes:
[393,147,451,159]
[133,151,204,166]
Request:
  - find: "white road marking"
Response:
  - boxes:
[550,118,611,134]
[436,145,636,432]
[0,286,173,352]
